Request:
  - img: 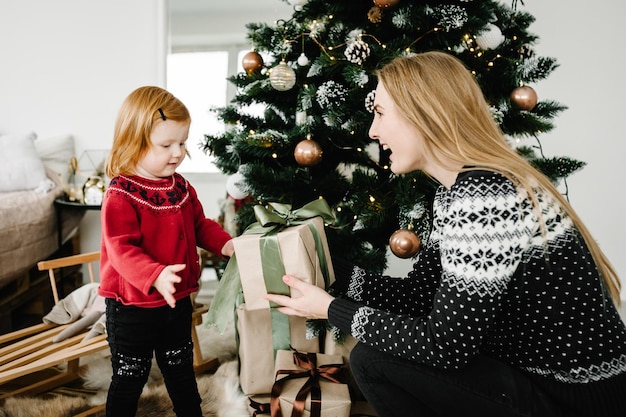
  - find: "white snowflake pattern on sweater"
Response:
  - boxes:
[331,170,626,385]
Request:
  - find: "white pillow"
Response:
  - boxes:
[0,132,48,192]
[34,134,76,180]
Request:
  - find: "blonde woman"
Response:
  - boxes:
[266,51,626,417]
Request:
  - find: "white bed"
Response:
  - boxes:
[0,132,83,290]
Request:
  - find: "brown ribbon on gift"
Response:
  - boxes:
[270,350,345,417]
[250,397,272,416]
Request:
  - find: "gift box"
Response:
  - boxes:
[204,200,334,333]
[237,303,320,395]
[323,334,365,401]
[271,349,351,417]
[232,200,335,311]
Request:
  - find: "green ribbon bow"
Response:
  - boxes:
[246,199,335,235]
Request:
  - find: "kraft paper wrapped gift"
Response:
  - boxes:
[323,334,365,401]
[271,349,351,417]
[237,303,320,396]
[232,200,335,311]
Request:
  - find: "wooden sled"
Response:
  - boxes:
[0,251,218,400]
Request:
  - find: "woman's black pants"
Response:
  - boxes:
[350,342,567,417]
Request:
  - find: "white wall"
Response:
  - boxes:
[0,0,167,260]
[523,1,626,299]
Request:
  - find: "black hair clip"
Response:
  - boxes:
[157,108,167,121]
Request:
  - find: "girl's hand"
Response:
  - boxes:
[153,264,185,308]
[264,275,334,319]
[221,239,235,258]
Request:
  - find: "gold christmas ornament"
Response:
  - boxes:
[373,0,400,8]
[510,85,538,111]
[242,51,264,75]
[294,138,323,166]
[269,60,296,91]
[389,228,421,258]
[368,6,383,23]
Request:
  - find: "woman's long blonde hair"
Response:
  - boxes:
[377,51,621,304]
[105,86,190,178]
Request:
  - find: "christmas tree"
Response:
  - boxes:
[202,0,585,274]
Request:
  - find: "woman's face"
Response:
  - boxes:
[135,119,189,179]
[368,82,426,175]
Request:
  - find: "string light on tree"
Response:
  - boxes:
[269,60,296,91]
[510,85,538,110]
[294,135,323,166]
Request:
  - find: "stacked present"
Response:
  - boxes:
[206,199,374,417]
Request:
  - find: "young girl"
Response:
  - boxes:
[265,52,626,416]
[99,86,234,417]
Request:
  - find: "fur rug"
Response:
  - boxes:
[0,322,250,417]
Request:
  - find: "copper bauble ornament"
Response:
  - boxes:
[510,85,538,110]
[269,60,296,91]
[389,228,421,258]
[373,0,400,8]
[294,138,323,166]
[242,51,264,75]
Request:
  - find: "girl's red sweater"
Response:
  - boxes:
[98,173,231,308]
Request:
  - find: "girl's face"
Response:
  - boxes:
[135,119,189,179]
[368,82,426,175]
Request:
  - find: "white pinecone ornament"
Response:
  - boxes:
[344,39,370,65]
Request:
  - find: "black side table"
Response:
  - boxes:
[54,198,101,247]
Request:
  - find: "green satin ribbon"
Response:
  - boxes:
[204,253,242,334]
[247,199,335,357]
[246,199,335,235]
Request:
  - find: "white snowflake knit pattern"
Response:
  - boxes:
[345,170,626,384]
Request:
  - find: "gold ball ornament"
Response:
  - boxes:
[294,138,323,166]
[510,85,538,111]
[269,60,296,91]
[242,51,264,75]
[373,0,400,8]
[389,228,421,258]
[368,6,383,23]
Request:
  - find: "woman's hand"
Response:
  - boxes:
[152,264,185,308]
[264,275,334,319]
